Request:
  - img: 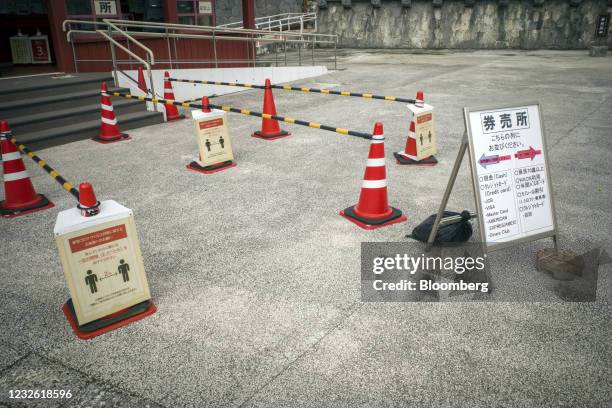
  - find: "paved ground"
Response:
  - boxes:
[1,50,611,407]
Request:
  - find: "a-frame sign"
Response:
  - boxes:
[427,102,559,258]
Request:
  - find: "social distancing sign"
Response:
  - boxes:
[191,109,233,167]
[54,200,151,325]
[409,103,437,160]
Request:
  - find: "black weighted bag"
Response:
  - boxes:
[408,210,473,244]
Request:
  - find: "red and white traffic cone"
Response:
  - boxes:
[0,120,53,218]
[395,90,437,166]
[77,182,100,217]
[415,90,424,108]
[252,78,290,140]
[163,71,185,122]
[94,82,129,144]
[340,122,407,230]
[137,66,148,94]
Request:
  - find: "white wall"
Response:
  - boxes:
[116,66,328,118]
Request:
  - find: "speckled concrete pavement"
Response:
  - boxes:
[1,50,611,407]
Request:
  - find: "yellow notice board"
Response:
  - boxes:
[54,201,151,325]
[192,109,234,167]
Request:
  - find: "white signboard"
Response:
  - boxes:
[410,104,437,160]
[191,109,234,167]
[465,104,556,248]
[55,201,151,325]
[94,0,118,16]
[198,1,213,14]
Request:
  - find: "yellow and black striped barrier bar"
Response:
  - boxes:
[169,77,417,104]
[109,91,373,140]
[10,138,80,200]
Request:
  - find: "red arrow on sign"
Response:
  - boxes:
[514,146,541,160]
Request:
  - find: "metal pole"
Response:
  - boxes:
[108,25,118,87]
[311,37,315,65]
[148,57,157,112]
[213,31,218,68]
[426,135,469,251]
[284,36,287,66]
[70,37,78,73]
[298,39,302,66]
[172,29,179,69]
[166,28,173,69]
[126,38,133,70]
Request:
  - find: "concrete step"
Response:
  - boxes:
[14,110,165,150]
[9,99,146,134]
[0,73,114,100]
[0,87,130,117]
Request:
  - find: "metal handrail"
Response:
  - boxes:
[63,18,338,76]
[95,29,156,109]
[103,20,155,65]
[102,18,335,39]
[218,12,317,33]
[95,30,150,70]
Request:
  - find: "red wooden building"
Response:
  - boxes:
[0,0,256,74]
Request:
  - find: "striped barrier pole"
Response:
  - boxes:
[9,138,80,201]
[108,91,373,140]
[169,77,418,104]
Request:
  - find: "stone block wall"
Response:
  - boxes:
[215,0,305,25]
[316,0,611,49]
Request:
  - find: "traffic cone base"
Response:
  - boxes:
[166,113,186,122]
[92,133,130,144]
[63,298,156,340]
[0,193,54,218]
[394,152,438,166]
[340,205,407,230]
[251,129,290,140]
[186,160,237,174]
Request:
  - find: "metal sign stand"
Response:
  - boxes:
[425,132,472,252]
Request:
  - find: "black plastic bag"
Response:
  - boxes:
[409,210,473,244]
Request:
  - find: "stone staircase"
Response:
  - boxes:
[0,73,164,150]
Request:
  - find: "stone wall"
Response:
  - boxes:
[316,0,612,49]
[215,0,305,25]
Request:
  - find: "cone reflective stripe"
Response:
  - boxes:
[163,71,185,122]
[340,122,406,230]
[0,120,53,217]
[77,182,100,217]
[95,83,129,144]
[252,78,290,140]
[137,66,148,94]
[415,90,424,108]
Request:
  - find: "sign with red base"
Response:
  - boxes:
[189,109,235,173]
[54,200,154,339]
